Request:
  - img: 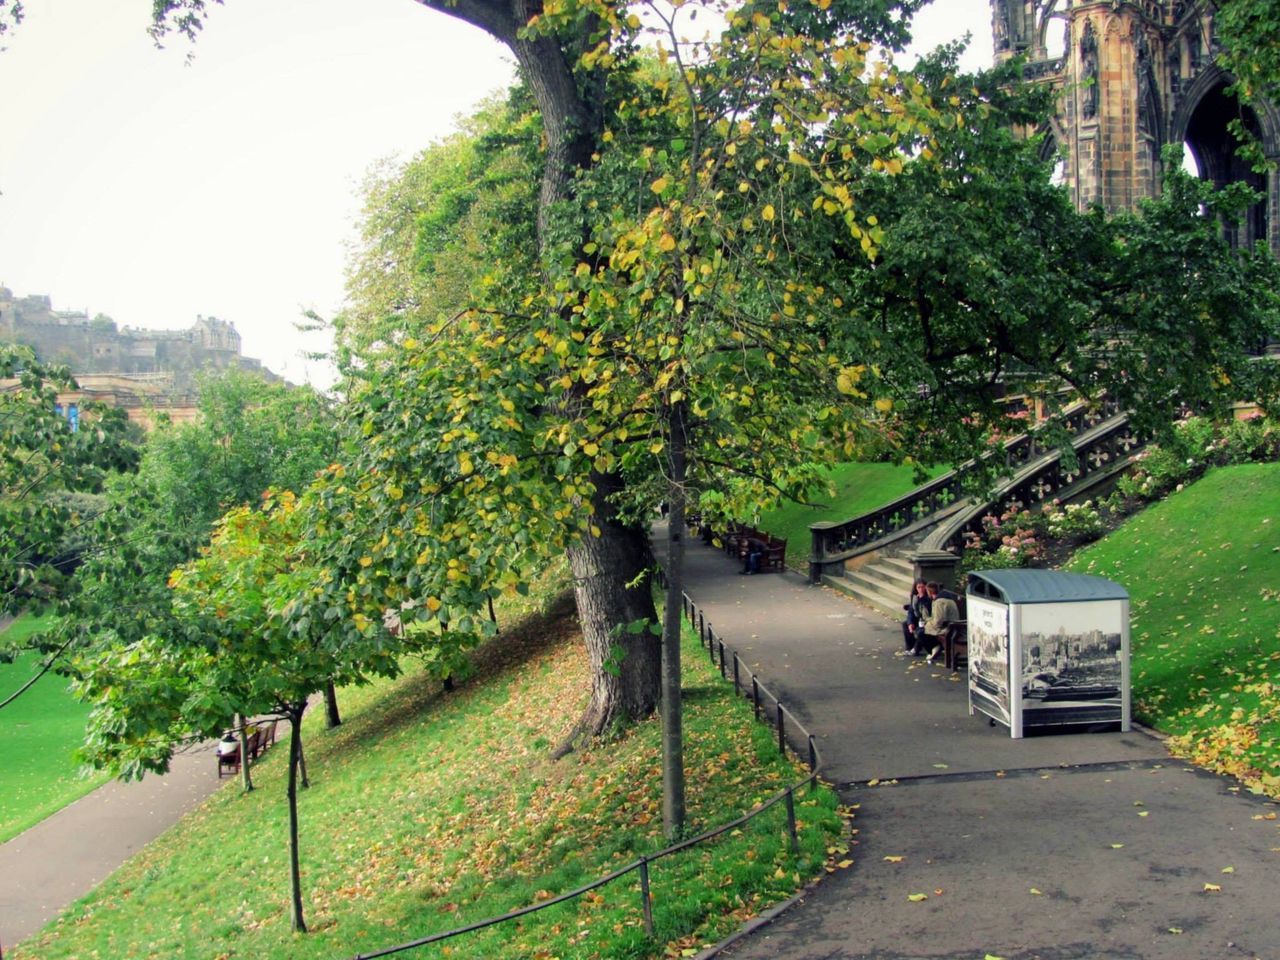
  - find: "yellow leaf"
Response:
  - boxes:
[1029,888,1043,895]
[659,232,677,251]
[907,893,928,902]
[359,556,373,567]
[426,597,441,612]
[774,866,786,879]
[875,397,893,412]
[883,855,903,863]
[1203,883,1221,892]
[762,203,775,221]
[650,176,668,194]
[1221,866,1235,874]
[1110,844,1124,849]
[837,859,853,869]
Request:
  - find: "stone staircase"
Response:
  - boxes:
[831,556,917,620]
[811,399,1147,618]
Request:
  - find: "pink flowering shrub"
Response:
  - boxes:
[1118,415,1278,501]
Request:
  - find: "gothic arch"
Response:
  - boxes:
[1169,64,1280,249]
[1168,65,1280,158]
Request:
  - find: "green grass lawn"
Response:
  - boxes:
[757,461,944,568]
[0,614,110,843]
[15,593,843,960]
[1067,464,1280,795]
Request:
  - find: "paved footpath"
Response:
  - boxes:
[0,739,225,949]
[661,531,1280,960]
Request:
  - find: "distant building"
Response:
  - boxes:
[0,286,281,426]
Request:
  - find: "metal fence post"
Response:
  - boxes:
[751,676,760,720]
[732,654,740,695]
[707,629,716,665]
[808,735,818,793]
[717,640,726,678]
[784,789,800,856]
[638,857,655,937]
[776,701,786,756]
[698,611,704,644]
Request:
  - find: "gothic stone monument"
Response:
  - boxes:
[992,0,1279,253]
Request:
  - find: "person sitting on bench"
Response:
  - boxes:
[740,537,766,575]
[902,579,930,652]
[915,581,959,662]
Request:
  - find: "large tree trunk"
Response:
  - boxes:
[415,0,600,246]
[419,0,662,747]
[323,680,341,729]
[558,470,661,753]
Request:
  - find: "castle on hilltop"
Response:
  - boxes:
[0,287,280,427]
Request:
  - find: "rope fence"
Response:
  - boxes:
[351,586,824,959]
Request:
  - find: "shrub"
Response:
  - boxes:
[1040,499,1105,543]
[1117,414,1278,501]
[959,508,1046,578]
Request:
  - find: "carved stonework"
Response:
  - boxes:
[999,0,1279,254]
[1080,20,1099,121]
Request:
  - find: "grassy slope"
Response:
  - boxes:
[0,614,110,842]
[16,595,842,960]
[757,462,943,568]
[1067,464,1280,794]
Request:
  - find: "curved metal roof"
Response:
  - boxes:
[968,568,1129,604]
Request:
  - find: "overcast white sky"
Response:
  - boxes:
[0,0,992,388]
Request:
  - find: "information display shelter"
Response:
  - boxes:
[966,569,1130,738]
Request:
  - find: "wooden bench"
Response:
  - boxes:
[943,620,968,672]
[736,532,787,573]
[215,720,278,776]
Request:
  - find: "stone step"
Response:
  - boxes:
[881,556,915,577]
[868,558,916,592]
[845,564,913,603]
[822,571,906,622]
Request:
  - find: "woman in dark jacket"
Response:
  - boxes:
[902,579,931,651]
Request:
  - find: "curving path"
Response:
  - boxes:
[0,739,225,950]
[659,530,1280,960]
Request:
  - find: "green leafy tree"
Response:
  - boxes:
[328,2,955,839]
[0,344,138,620]
[340,89,542,358]
[8,369,333,761]
[812,56,1280,465]
[1215,0,1280,106]
[75,489,400,933]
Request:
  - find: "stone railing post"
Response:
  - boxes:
[910,548,961,593]
[809,521,838,584]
